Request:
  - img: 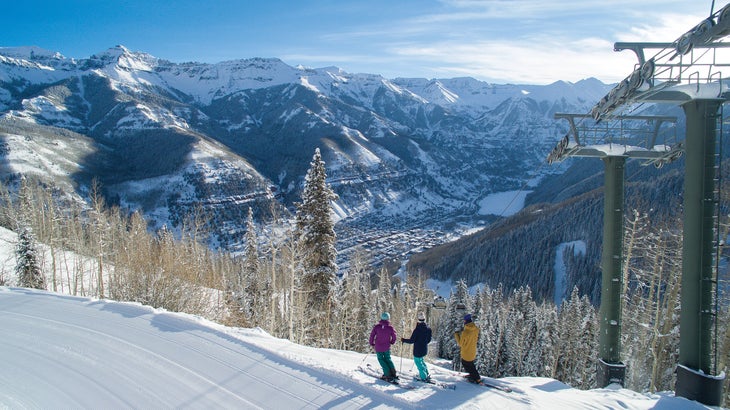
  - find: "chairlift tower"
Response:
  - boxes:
[548,113,679,388]
[549,4,730,404]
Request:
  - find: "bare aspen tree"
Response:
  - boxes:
[277,230,305,344]
[0,181,14,229]
[267,236,279,334]
[620,211,683,393]
[89,179,106,298]
[47,194,58,292]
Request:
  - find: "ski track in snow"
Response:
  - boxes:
[0,289,376,409]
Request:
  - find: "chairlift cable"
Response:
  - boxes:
[492,159,549,219]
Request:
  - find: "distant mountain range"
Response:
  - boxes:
[0,45,616,268]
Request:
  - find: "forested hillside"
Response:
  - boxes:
[407,159,694,304]
[1,167,728,404]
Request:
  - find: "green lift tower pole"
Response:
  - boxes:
[675,99,725,405]
[597,155,627,387]
[549,112,680,387]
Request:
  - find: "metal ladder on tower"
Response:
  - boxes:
[708,102,724,375]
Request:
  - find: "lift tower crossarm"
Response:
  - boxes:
[547,113,679,166]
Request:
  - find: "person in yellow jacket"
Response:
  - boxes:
[454,313,481,383]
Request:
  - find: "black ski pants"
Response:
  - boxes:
[462,359,480,382]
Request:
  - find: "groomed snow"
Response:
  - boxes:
[553,240,587,306]
[0,287,718,410]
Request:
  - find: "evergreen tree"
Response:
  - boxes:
[475,285,504,377]
[578,293,598,388]
[16,227,45,290]
[554,287,598,389]
[243,207,265,326]
[220,207,265,328]
[554,287,583,384]
[536,302,559,378]
[503,286,540,376]
[438,280,471,367]
[295,148,339,311]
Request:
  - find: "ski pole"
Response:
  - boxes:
[359,345,372,367]
[399,341,404,374]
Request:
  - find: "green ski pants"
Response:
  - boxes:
[414,356,429,380]
[376,351,396,378]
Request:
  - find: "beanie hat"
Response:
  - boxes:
[417,312,426,321]
[463,314,472,323]
[381,312,390,320]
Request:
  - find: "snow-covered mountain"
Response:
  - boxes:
[0,45,613,258]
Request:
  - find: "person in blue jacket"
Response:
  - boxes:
[401,311,432,382]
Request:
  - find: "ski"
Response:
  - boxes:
[475,380,513,393]
[358,364,416,390]
[463,375,513,392]
[412,377,456,390]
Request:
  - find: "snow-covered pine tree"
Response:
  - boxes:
[536,301,559,379]
[16,227,45,290]
[243,207,266,326]
[503,286,540,376]
[554,287,598,389]
[440,280,471,369]
[475,285,503,377]
[294,148,339,347]
[554,287,583,385]
[577,293,598,388]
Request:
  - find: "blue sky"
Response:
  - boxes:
[1,1,718,84]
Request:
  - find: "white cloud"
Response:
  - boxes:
[300,2,716,84]
[617,12,707,42]
[389,37,639,84]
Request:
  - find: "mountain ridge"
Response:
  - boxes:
[0,44,613,266]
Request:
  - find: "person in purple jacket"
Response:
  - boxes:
[369,312,398,381]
